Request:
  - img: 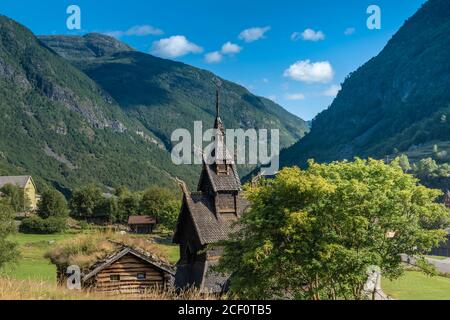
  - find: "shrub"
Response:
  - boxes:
[216,159,450,300]
[0,202,19,267]
[20,216,67,234]
[0,183,29,212]
[37,189,69,219]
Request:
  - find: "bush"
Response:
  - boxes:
[0,202,19,267]
[37,189,69,219]
[140,187,180,229]
[216,159,450,300]
[20,216,67,234]
[0,183,29,212]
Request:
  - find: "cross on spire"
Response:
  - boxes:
[212,77,222,119]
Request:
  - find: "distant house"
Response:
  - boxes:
[0,175,38,210]
[83,246,175,294]
[128,215,157,234]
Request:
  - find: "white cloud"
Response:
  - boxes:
[292,29,325,42]
[204,42,242,64]
[322,84,341,97]
[284,93,306,101]
[344,27,356,36]
[221,41,242,55]
[150,35,203,58]
[262,78,269,84]
[105,25,164,38]
[238,26,271,42]
[205,51,223,63]
[283,60,334,83]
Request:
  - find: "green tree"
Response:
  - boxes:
[95,196,119,223]
[140,187,180,229]
[413,158,439,178]
[215,158,449,300]
[69,185,103,219]
[436,163,450,178]
[37,189,69,219]
[117,190,141,221]
[21,188,69,234]
[0,183,29,212]
[0,202,19,267]
[397,154,411,172]
[433,144,439,155]
[20,216,67,234]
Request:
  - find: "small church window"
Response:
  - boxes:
[137,273,146,280]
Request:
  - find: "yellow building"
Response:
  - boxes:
[0,175,38,210]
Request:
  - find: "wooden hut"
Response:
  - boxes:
[83,246,174,294]
[128,215,157,234]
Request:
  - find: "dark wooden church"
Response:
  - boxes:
[173,88,249,294]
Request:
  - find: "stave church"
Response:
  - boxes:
[173,87,249,293]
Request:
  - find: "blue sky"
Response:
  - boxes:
[0,0,427,120]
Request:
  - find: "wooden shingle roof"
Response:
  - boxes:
[83,246,175,282]
[127,215,156,225]
[206,163,240,192]
[175,192,249,245]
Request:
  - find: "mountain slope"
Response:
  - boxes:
[281,0,450,168]
[39,34,309,154]
[0,15,307,194]
[0,15,199,193]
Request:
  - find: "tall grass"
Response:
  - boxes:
[45,231,173,272]
[0,277,217,300]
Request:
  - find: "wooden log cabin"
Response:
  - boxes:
[128,215,157,234]
[173,87,249,294]
[82,247,174,294]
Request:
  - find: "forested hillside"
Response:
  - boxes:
[40,33,308,151]
[281,0,450,168]
[0,15,307,194]
[0,16,198,193]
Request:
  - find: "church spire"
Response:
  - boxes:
[212,77,224,133]
[216,88,220,119]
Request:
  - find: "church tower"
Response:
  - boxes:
[173,83,248,293]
